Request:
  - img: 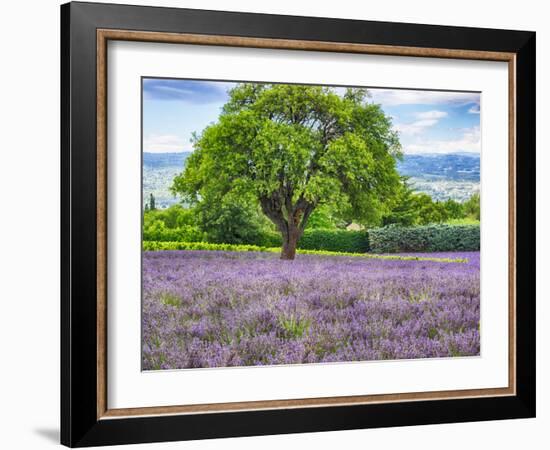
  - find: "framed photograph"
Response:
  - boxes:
[61,1,535,447]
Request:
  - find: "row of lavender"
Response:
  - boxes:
[142,250,480,370]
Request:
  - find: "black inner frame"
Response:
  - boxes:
[61,2,535,447]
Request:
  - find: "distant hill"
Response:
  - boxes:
[396,153,480,202]
[143,152,191,168]
[396,153,479,182]
[143,152,480,208]
[143,152,191,208]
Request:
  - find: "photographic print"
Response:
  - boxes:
[141,79,481,371]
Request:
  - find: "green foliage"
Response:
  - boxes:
[442,198,464,220]
[143,204,195,228]
[298,229,369,253]
[383,181,471,226]
[159,293,181,307]
[305,204,344,230]
[143,241,268,252]
[239,229,368,253]
[382,180,419,226]
[277,315,311,339]
[446,217,480,225]
[142,220,204,242]
[142,203,368,252]
[413,193,450,224]
[254,230,283,247]
[144,190,480,255]
[194,193,268,245]
[142,240,468,263]
[463,192,480,220]
[172,83,402,258]
[368,224,480,253]
[143,204,204,242]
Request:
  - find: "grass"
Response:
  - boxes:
[445,218,480,225]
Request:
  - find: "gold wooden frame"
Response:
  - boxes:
[96,29,516,420]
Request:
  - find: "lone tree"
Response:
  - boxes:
[172,84,402,260]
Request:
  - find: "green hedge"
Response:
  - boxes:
[143,223,205,242]
[368,224,480,253]
[143,241,270,252]
[143,225,479,254]
[141,226,368,253]
[298,229,369,253]
[142,241,467,263]
[254,230,282,247]
[253,229,369,253]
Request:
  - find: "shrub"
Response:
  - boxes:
[463,193,480,221]
[143,204,195,229]
[298,229,369,253]
[446,218,480,226]
[255,230,283,247]
[195,196,267,245]
[142,241,467,263]
[368,224,480,253]
[142,221,205,242]
[249,229,369,253]
[142,241,270,253]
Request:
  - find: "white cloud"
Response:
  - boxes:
[394,110,448,136]
[369,89,480,107]
[403,126,480,154]
[143,134,192,153]
[415,110,448,120]
[395,119,438,135]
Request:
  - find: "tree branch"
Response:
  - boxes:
[259,193,288,237]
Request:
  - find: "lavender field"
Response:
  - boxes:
[142,251,480,370]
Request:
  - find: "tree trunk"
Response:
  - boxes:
[280,227,300,260]
[259,194,313,261]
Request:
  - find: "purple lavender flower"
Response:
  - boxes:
[142,251,480,370]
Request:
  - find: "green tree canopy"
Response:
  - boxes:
[193,191,270,245]
[172,83,402,259]
[382,178,420,227]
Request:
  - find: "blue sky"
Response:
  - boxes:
[143,78,480,155]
